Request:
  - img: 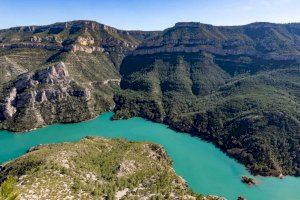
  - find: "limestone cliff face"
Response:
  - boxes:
[0,20,155,65]
[0,62,95,131]
[1,20,299,178]
[134,22,300,62]
[2,88,17,118]
[0,20,159,131]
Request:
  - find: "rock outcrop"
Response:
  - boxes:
[2,88,17,118]
[0,62,95,131]
[0,20,157,64]
[0,20,159,131]
[0,20,300,178]
[241,176,257,186]
[134,22,300,62]
[63,44,104,53]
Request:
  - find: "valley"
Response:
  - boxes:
[0,112,299,200]
[0,20,299,199]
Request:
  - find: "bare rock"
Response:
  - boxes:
[241,176,256,186]
[0,62,95,131]
[2,88,17,118]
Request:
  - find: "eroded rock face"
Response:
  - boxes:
[76,36,95,46]
[63,44,104,53]
[0,20,153,59]
[63,36,104,53]
[35,62,70,84]
[134,22,300,62]
[0,20,158,131]
[2,88,17,118]
[0,62,95,131]
[30,35,62,44]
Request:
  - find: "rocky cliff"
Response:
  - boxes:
[0,20,158,131]
[0,62,97,131]
[0,20,300,178]
[134,22,300,61]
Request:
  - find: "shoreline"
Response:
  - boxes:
[0,111,297,179]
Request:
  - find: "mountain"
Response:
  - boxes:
[0,21,299,177]
[0,20,160,131]
[114,22,300,176]
[0,136,223,199]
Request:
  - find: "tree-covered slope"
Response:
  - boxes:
[114,22,300,177]
[0,20,299,177]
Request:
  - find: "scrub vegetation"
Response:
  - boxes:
[0,137,223,200]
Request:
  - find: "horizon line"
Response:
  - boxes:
[2,19,300,32]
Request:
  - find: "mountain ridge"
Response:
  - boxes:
[2,20,300,31]
[0,20,299,177]
[114,21,300,177]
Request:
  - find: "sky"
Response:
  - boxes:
[0,0,300,30]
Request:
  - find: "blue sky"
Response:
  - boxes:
[0,0,300,30]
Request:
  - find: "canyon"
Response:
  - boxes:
[0,20,299,177]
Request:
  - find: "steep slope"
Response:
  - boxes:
[1,20,300,177]
[136,22,300,64]
[0,62,98,131]
[114,22,300,176]
[0,20,159,131]
[0,137,222,200]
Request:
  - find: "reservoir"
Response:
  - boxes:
[0,112,299,200]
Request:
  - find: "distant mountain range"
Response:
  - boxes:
[0,20,299,177]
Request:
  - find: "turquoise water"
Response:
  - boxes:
[0,112,299,200]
